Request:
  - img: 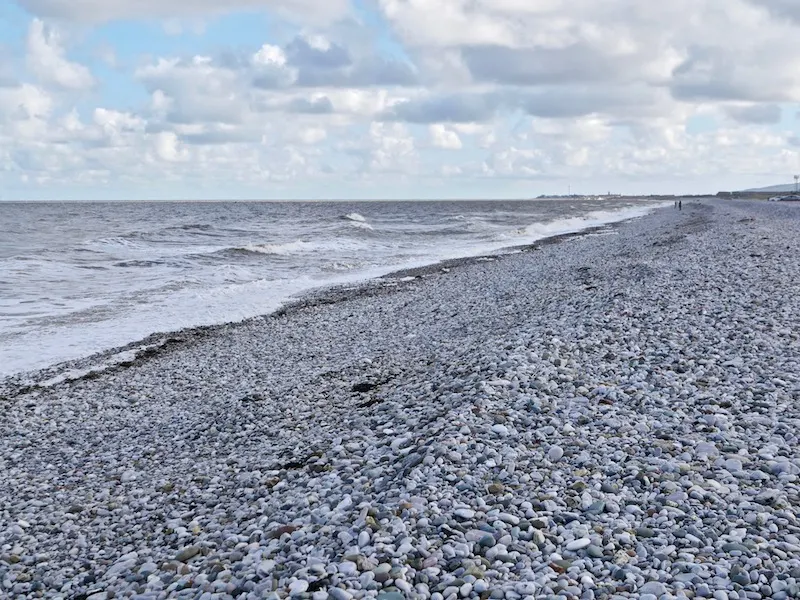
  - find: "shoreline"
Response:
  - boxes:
[4,198,800,599]
[2,199,671,383]
[0,217,634,398]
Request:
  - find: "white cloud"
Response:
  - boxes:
[294,126,327,145]
[16,0,350,25]
[136,56,247,125]
[26,19,94,90]
[0,50,17,87]
[367,122,417,172]
[429,124,462,149]
[93,108,146,146]
[153,131,188,162]
[0,83,53,121]
[253,44,288,67]
[378,0,800,104]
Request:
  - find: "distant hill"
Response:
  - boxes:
[744,183,798,193]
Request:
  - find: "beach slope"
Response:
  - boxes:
[2,199,800,599]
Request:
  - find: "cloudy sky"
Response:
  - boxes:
[2,0,800,200]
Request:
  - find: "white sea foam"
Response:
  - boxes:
[519,204,665,242]
[341,213,374,230]
[422,202,672,265]
[243,240,316,255]
[87,236,144,249]
[348,221,374,230]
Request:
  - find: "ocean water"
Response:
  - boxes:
[0,198,667,377]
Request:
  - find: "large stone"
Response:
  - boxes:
[174,545,201,562]
[566,538,591,551]
[548,446,564,462]
[639,581,666,596]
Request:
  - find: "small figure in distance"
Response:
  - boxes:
[679,200,682,211]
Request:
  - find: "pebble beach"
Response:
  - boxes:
[3,199,800,600]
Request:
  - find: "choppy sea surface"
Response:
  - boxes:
[0,199,667,377]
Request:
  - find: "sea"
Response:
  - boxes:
[0,198,668,378]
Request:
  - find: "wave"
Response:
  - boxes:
[87,236,147,249]
[114,259,167,268]
[193,236,373,261]
[323,261,360,272]
[519,205,662,240]
[235,240,317,256]
[86,237,227,260]
[397,218,494,238]
[438,213,503,235]
[164,223,215,232]
[339,212,374,231]
[347,220,374,231]
[244,240,317,256]
[85,224,217,251]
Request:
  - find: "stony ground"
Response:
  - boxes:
[2,199,800,600]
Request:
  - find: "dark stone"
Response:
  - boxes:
[613,567,628,581]
[635,527,656,538]
[269,525,299,539]
[240,393,265,403]
[352,382,378,393]
[308,578,330,592]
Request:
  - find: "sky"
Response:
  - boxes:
[2,0,800,200]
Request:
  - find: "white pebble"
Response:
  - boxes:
[548,445,564,462]
[566,538,591,551]
[289,580,309,596]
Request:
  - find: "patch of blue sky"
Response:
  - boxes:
[0,2,31,82]
[778,103,796,128]
[351,0,411,63]
[195,10,300,52]
[606,122,631,145]
[685,114,718,135]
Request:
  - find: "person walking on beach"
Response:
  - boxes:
[679,200,682,211]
